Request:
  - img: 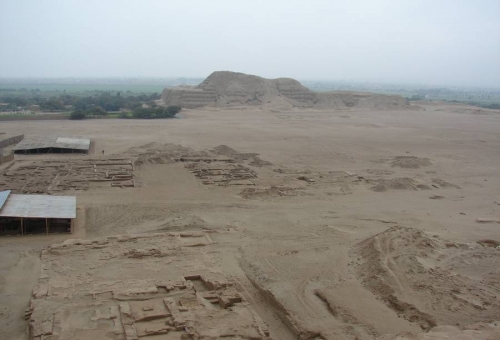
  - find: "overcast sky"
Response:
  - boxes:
[0,0,499,87]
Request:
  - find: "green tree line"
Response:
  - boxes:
[70,105,181,120]
[0,91,161,112]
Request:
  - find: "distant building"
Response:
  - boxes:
[13,135,90,154]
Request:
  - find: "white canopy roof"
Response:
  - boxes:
[0,192,76,219]
[0,190,10,210]
[13,135,90,151]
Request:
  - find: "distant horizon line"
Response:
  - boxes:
[0,76,498,90]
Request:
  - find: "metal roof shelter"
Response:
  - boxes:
[0,190,76,236]
[0,190,10,210]
[13,135,90,154]
[0,193,76,219]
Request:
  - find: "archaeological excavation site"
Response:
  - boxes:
[1,72,500,340]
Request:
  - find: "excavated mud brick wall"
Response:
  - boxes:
[0,134,23,164]
[162,88,217,109]
[0,153,14,165]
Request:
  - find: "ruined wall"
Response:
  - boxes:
[27,232,272,340]
[0,135,23,165]
[0,134,24,149]
[161,87,217,109]
[316,92,410,110]
[0,153,14,165]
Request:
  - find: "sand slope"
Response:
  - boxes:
[354,226,500,330]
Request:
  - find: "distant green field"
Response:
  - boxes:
[0,112,129,121]
[0,84,165,94]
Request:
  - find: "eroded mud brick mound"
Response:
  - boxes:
[315,91,410,110]
[390,156,432,169]
[161,71,411,110]
[353,226,500,331]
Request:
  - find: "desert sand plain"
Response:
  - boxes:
[1,101,500,340]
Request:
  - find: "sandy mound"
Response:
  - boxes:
[353,226,500,331]
[85,205,210,236]
[431,178,461,189]
[128,143,211,167]
[390,156,432,169]
[378,322,500,340]
[315,91,409,110]
[128,143,271,169]
[370,177,430,192]
[211,144,272,166]
[437,107,500,116]
[239,186,307,200]
[161,71,411,111]
[369,176,460,192]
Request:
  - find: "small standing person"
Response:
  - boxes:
[102,150,105,155]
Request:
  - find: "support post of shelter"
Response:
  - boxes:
[21,217,23,236]
[46,218,49,235]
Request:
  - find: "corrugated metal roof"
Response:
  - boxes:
[13,135,90,151]
[0,190,11,210]
[0,194,76,219]
[56,137,89,148]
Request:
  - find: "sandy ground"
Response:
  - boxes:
[1,102,500,339]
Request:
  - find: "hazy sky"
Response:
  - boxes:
[0,0,499,87]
